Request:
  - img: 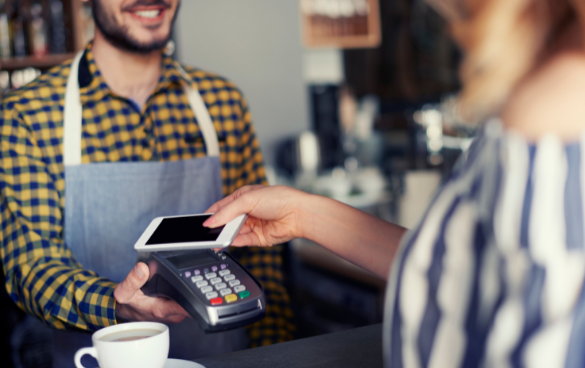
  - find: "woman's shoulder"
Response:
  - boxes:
[502,52,585,141]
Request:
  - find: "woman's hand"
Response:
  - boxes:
[205,184,407,279]
[203,185,309,247]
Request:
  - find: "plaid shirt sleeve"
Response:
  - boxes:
[0,101,117,331]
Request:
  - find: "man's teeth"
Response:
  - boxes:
[134,10,161,18]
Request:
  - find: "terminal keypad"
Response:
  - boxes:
[187,261,251,305]
[201,285,213,293]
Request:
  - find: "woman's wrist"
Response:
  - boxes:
[294,191,335,243]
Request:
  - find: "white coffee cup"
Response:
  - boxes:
[74,322,169,368]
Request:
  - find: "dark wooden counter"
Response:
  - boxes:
[195,324,383,368]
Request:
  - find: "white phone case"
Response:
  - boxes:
[134,214,247,253]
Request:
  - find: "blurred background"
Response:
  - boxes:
[0,1,477,367]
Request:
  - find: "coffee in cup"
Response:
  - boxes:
[99,328,162,342]
[74,322,169,368]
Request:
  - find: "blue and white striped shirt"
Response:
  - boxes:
[384,121,585,368]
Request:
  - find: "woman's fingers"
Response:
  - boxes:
[239,223,253,235]
[231,231,262,247]
[204,185,264,214]
[204,192,237,214]
[204,191,259,228]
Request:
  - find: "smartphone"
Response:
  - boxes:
[134,214,247,253]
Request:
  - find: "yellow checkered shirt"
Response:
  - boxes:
[0,43,294,347]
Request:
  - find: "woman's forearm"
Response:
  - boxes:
[298,194,408,280]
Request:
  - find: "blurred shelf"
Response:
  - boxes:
[0,53,76,70]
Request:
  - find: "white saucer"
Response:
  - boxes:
[164,359,206,368]
[97,359,205,368]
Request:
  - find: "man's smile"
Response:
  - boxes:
[126,6,167,23]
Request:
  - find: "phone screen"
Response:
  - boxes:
[146,215,225,245]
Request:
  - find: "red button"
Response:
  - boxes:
[210,297,223,305]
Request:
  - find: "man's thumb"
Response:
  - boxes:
[114,262,150,303]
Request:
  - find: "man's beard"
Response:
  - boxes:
[92,0,179,54]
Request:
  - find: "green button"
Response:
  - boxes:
[239,291,250,299]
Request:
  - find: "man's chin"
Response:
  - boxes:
[103,34,170,54]
[125,31,171,48]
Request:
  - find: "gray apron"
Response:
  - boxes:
[51,52,247,368]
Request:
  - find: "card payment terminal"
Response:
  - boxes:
[136,249,266,332]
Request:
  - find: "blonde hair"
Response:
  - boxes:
[436,0,585,121]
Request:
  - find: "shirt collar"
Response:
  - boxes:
[78,42,191,106]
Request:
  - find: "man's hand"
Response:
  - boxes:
[114,262,190,324]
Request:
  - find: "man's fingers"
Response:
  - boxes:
[152,298,190,320]
[166,315,187,324]
[114,262,150,303]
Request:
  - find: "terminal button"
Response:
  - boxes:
[193,269,201,276]
[215,283,227,290]
[191,275,203,283]
[224,274,235,281]
[201,286,213,293]
[224,294,237,303]
[210,297,223,305]
[205,272,217,280]
[211,266,218,272]
[210,277,222,285]
[238,291,250,299]
[220,288,232,296]
[220,264,228,270]
[219,270,231,276]
[196,280,208,288]
[206,292,218,300]
[234,285,246,293]
[184,271,192,278]
[228,279,240,287]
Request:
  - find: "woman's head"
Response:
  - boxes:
[426,0,585,121]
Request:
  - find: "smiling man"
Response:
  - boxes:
[0,0,293,366]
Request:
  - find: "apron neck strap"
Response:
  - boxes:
[63,52,84,166]
[63,51,220,166]
[175,65,220,157]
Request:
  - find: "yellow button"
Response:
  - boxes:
[225,294,237,303]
